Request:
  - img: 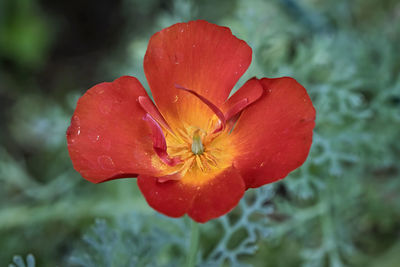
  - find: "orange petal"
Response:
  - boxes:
[137,167,245,222]
[187,167,245,222]
[175,83,226,133]
[66,76,163,183]
[223,77,264,123]
[138,96,173,133]
[230,77,316,188]
[144,20,252,129]
[143,114,181,166]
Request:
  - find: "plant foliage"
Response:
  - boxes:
[1,0,399,266]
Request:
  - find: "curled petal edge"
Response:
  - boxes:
[143,114,181,166]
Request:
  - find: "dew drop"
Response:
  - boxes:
[95,88,105,94]
[67,115,81,145]
[97,155,115,170]
[88,130,101,143]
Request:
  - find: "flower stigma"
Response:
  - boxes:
[191,130,204,155]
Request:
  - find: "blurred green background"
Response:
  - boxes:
[1,0,399,266]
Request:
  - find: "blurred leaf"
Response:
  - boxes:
[0,0,52,68]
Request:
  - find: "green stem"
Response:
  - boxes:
[186,220,200,267]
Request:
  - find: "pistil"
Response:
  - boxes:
[191,130,204,155]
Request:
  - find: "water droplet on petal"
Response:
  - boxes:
[67,115,81,145]
[94,87,105,94]
[97,155,115,170]
[88,130,101,143]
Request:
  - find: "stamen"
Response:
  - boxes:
[180,157,195,177]
[175,84,226,133]
[143,114,181,166]
[195,156,206,172]
[204,153,218,167]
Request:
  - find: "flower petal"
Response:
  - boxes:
[223,77,264,122]
[230,77,316,188]
[143,113,181,166]
[144,20,252,129]
[187,167,245,223]
[137,175,197,218]
[175,83,226,133]
[138,96,173,133]
[66,76,163,183]
[137,167,245,222]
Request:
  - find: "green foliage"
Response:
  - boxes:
[0,0,52,68]
[202,186,275,266]
[69,216,187,267]
[8,254,35,267]
[1,0,399,266]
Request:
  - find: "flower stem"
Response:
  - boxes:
[186,220,200,267]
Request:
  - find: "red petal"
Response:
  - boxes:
[137,167,245,222]
[144,20,252,129]
[66,76,162,183]
[137,175,197,218]
[138,96,173,133]
[187,167,245,223]
[143,114,181,166]
[175,83,226,133]
[230,77,316,188]
[224,78,264,121]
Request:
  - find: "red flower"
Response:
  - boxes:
[66,20,316,223]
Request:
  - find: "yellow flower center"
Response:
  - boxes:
[156,117,235,185]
